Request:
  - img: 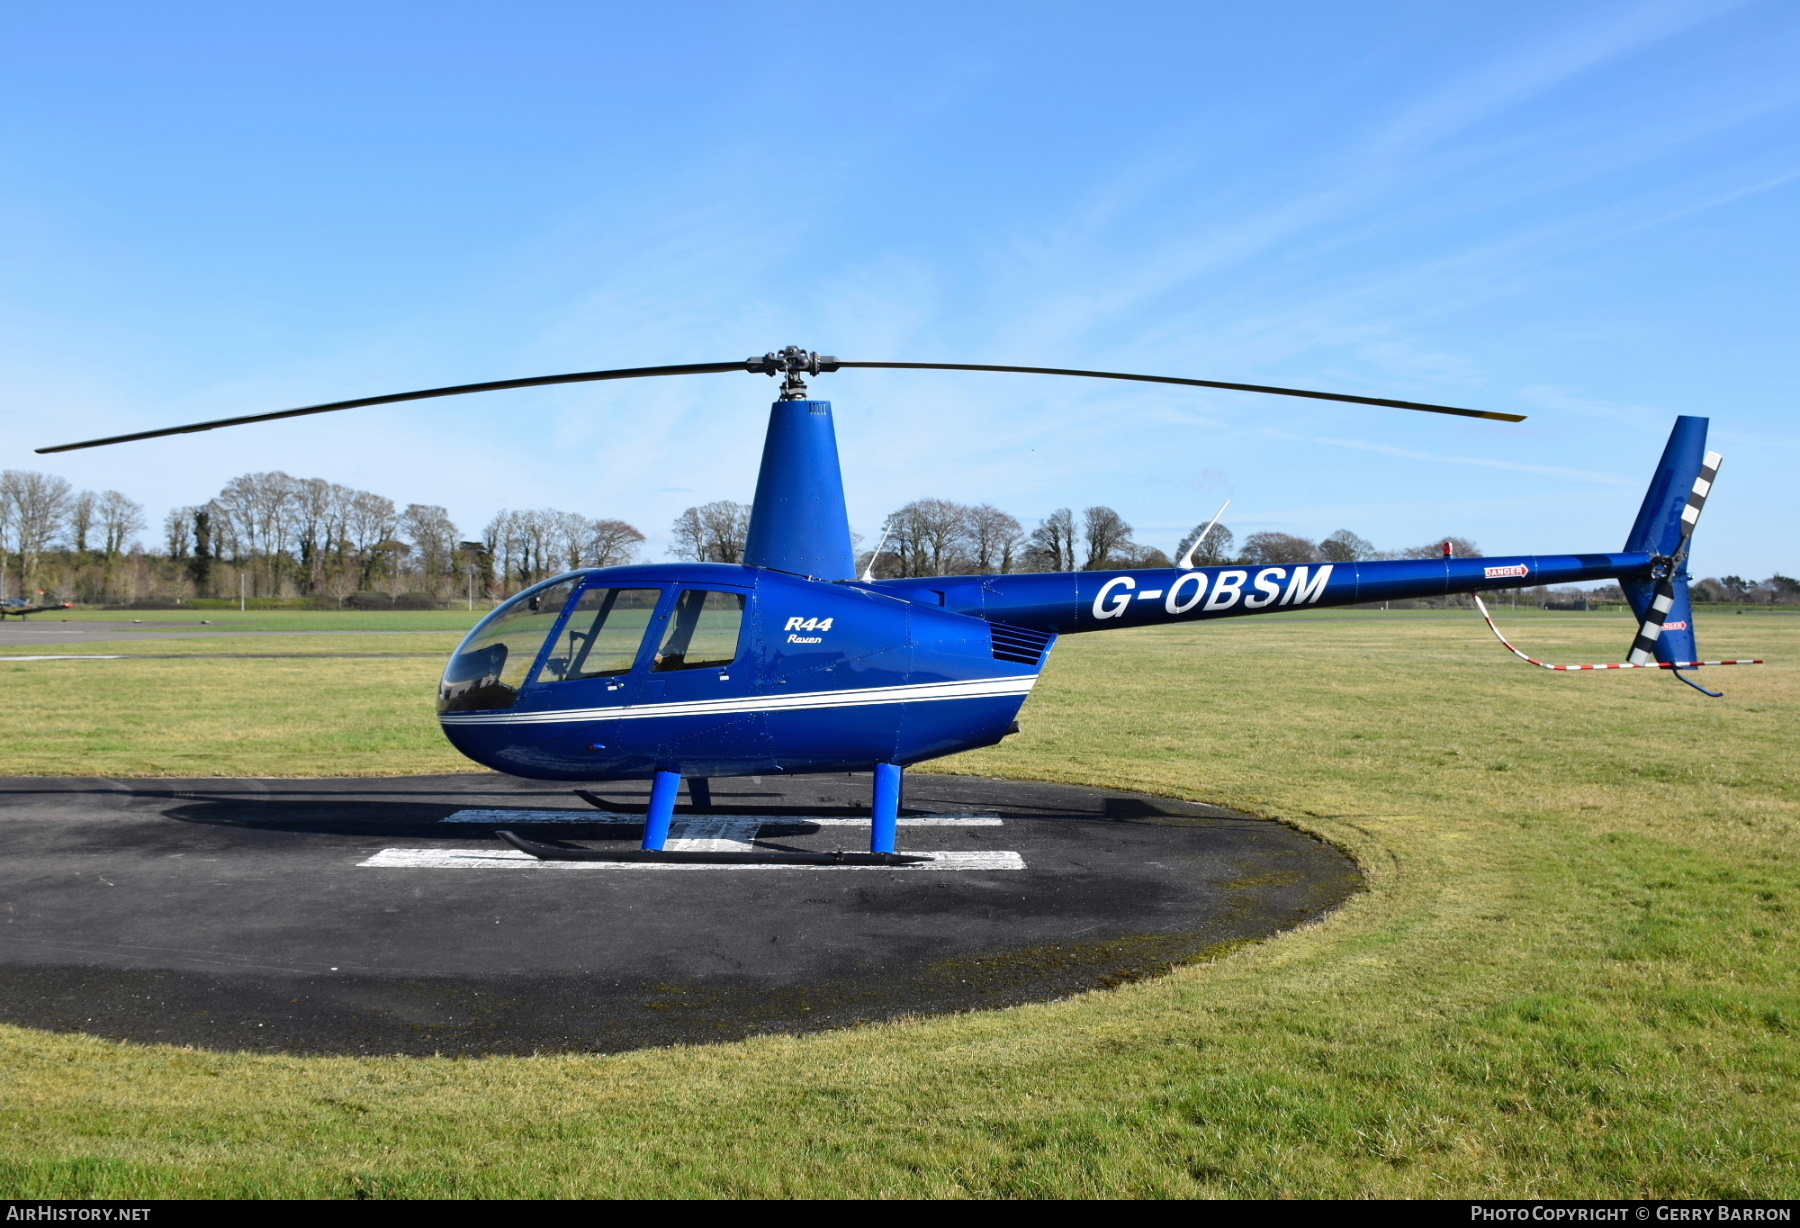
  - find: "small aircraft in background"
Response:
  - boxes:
[39,347,1760,864]
[0,598,74,620]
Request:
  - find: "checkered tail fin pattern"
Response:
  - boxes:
[1625,447,1720,667]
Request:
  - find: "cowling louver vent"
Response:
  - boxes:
[989,622,1056,666]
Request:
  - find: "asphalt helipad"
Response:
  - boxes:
[0,772,1361,1056]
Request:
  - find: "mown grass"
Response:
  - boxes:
[36,608,487,632]
[0,654,465,776]
[0,609,1793,1197]
[0,633,465,660]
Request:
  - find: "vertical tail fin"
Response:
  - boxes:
[1622,417,1719,668]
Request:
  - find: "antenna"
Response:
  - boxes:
[1177,500,1231,570]
[860,518,894,583]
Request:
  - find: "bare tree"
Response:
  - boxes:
[886,498,970,576]
[670,501,751,563]
[967,504,1022,573]
[1025,508,1076,571]
[484,509,556,590]
[253,474,299,594]
[1,470,73,594]
[213,472,302,595]
[1121,544,1175,568]
[522,510,558,584]
[669,508,704,562]
[485,510,517,592]
[293,477,334,592]
[402,503,459,594]
[346,491,399,589]
[164,507,194,562]
[551,511,589,573]
[1081,506,1134,569]
[321,483,360,596]
[98,491,144,558]
[87,491,145,602]
[585,518,644,568]
[1319,529,1377,563]
[69,491,96,555]
[211,475,260,571]
[1403,536,1482,559]
[1175,522,1235,566]
[468,507,638,587]
[1242,532,1320,565]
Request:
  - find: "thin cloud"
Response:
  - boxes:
[1300,434,1632,486]
[1361,0,1745,161]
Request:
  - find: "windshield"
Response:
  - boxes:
[438,578,577,712]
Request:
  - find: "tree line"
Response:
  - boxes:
[2,468,1788,607]
[667,496,1798,605]
[0,468,644,606]
[668,497,1480,576]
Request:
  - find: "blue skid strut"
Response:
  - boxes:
[871,763,902,854]
[642,770,682,851]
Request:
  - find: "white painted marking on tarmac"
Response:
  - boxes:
[441,808,626,823]
[439,809,1002,826]
[664,817,758,852]
[415,812,1014,867]
[805,816,1003,826]
[358,848,1025,871]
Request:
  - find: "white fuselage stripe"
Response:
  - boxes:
[439,674,1038,727]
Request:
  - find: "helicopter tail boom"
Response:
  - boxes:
[870,551,1650,634]
[865,416,1755,694]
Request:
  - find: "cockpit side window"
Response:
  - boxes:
[652,589,745,672]
[536,587,662,683]
[437,579,577,712]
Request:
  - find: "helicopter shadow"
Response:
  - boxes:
[157,796,897,839]
[160,798,523,838]
[142,777,1228,840]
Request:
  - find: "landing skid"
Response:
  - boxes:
[573,789,647,814]
[496,829,927,867]
[575,772,716,812]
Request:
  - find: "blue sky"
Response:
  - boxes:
[2,1,1795,577]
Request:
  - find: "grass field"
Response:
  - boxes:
[1,608,1794,1198]
[34,608,488,632]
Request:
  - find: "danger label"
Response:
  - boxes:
[1484,564,1529,579]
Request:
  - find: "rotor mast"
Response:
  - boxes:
[741,348,857,581]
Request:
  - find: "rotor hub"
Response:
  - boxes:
[748,346,841,399]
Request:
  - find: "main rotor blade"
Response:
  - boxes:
[35,361,750,454]
[833,361,1524,421]
[37,350,1522,454]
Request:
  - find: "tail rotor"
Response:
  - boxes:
[1473,418,1761,695]
[1626,447,1722,692]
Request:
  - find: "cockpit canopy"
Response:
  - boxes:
[437,574,746,713]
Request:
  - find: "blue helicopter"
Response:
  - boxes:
[42,347,1756,865]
